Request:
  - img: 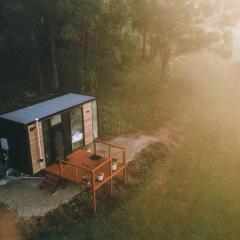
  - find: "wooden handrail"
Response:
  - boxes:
[55,143,127,213]
[93,149,124,172]
[60,148,124,174]
[94,139,125,150]
[60,160,93,172]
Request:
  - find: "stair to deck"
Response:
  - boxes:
[39,172,62,193]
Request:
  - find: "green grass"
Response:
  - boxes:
[97,62,172,136]
[29,55,240,239]
[30,117,240,240]
[4,56,240,240]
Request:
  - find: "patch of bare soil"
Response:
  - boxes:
[111,123,184,162]
[0,206,22,240]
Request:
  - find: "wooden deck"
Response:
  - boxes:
[44,140,127,212]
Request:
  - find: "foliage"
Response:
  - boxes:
[0,0,135,93]
[0,0,218,93]
[130,0,218,80]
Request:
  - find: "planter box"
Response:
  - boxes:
[97,174,104,181]
[112,163,118,171]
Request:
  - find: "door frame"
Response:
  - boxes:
[51,122,64,162]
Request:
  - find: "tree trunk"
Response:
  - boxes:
[69,69,72,90]
[49,24,59,91]
[153,46,158,60]
[84,30,88,59]
[142,29,147,60]
[149,34,154,61]
[37,57,43,93]
[95,63,100,92]
[160,45,169,81]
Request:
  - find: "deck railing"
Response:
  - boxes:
[56,139,127,212]
[58,139,126,185]
[59,160,93,182]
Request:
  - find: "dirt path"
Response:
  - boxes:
[0,208,21,240]
[112,123,184,161]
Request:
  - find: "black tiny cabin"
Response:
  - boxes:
[0,93,98,174]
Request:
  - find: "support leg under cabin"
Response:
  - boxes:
[110,179,113,195]
[91,171,97,213]
[92,189,97,213]
[123,149,127,184]
[124,167,127,184]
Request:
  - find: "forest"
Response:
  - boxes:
[1,1,240,240]
[0,0,234,95]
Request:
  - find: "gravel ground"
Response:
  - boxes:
[0,178,80,218]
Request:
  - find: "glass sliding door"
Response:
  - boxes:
[70,106,84,150]
[42,119,53,166]
[92,100,98,139]
[42,114,65,164]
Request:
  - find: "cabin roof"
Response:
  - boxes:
[0,93,95,125]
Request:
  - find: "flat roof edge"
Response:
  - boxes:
[0,93,96,125]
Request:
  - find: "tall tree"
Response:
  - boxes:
[131,0,157,60]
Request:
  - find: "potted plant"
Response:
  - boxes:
[97,172,104,182]
[83,146,91,153]
[82,175,91,186]
[112,159,118,171]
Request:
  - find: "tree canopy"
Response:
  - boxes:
[0,0,221,93]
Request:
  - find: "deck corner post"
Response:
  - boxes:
[124,167,127,184]
[91,171,97,213]
[123,150,127,184]
[94,141,97,155]
[110,159,113,195]
[59,161,63,178]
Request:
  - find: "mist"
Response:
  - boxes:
[1,0,240,239]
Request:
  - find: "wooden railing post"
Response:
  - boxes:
[59,161,63,178]
[110,156,113,195]
[56,141,126,213]
[75,168,78,182]
[91,171,96,213]
[123,150,127,184]
[108,145,111,159]
[94,141,96,155]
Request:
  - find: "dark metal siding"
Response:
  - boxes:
[0,97,99,174]
[0,118,31,174]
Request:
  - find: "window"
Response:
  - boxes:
[92,101,98,139]
[70,106,84,150]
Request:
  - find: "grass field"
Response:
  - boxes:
[30,100,240,239]
[2,51,240,240]
[29,51,240,240]
[96,62,172,136]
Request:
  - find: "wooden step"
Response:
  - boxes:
[39,173,62,193]
[43,178,59,187]
[39,181,56,193]
[45,173,61,181]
